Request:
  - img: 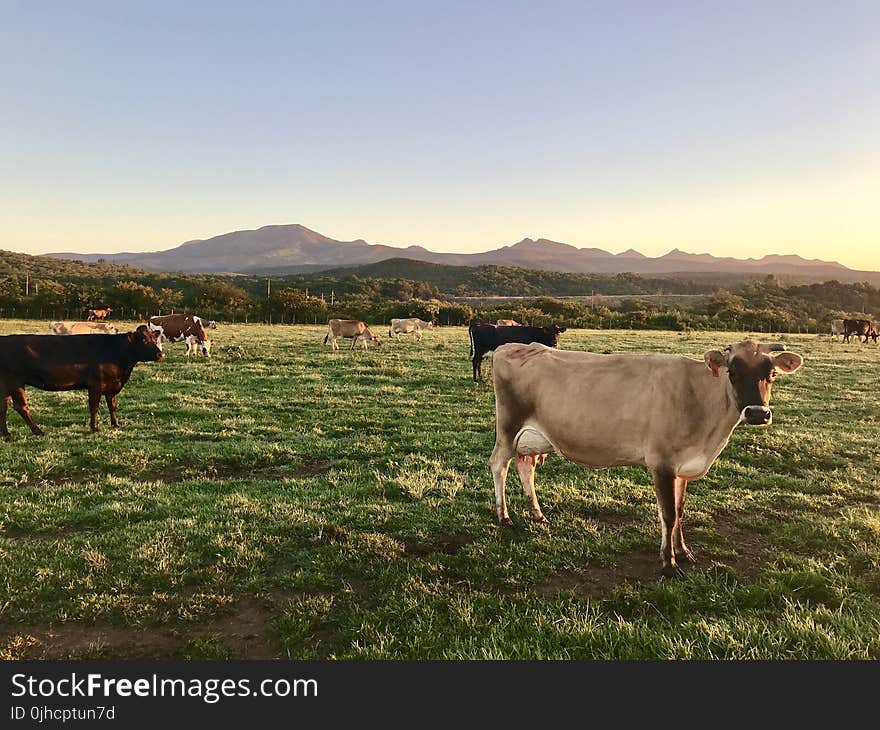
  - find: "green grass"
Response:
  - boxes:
[1,321,878,659]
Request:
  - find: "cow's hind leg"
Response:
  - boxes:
[490,439,515,526]
[11,388,43,436]
[516,454,548,524]
[0,394,10,440]
[651,467,685,579]
[105,394,119,428]
[673,477,695,564]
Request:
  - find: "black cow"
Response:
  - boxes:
[469,322,566,381]
[0,325,164,438]
[843,319,878,344]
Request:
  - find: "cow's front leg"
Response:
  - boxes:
[11,388,43,436]
[88,385,102,432]
[652,467,685,579]
[673,477,695,564]
[516,454,548,524]
[105,394,119,428]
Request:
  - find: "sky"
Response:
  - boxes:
[2,1,878,269]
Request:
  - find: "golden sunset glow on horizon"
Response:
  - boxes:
[3,4,878,272]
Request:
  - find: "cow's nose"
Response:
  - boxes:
[743,405,772,425]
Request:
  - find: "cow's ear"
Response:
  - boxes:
[772,351,803,374]
[704,350,727,377]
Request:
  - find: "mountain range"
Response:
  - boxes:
[47,223,876,282]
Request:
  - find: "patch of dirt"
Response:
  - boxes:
[0,590,322,660]
[703,510,767,577]
[584,512,641,529]
[404,533,476,557]
[0,525,81,541]
[536,552,661,597]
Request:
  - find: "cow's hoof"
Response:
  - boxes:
[531,513,549,525]
[499,517,514,527]
[675,548,696,564]
[661,564,687,580]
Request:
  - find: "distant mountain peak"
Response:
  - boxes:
[616,248,646,259]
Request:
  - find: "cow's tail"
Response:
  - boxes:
[468,321,475,360]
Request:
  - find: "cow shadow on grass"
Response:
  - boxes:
[533,511,769,598]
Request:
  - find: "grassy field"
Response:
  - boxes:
[1,321,878,659]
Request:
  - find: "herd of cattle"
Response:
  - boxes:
[830,318,878,343]
[15,308,880,578]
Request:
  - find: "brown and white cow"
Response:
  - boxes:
[148,314,213,357]
[496,319,520,327]
[323,319,381,350]
[50,321,119,335]
[489,339,803,579]
[388,317,434,341]
[86,308,113,321]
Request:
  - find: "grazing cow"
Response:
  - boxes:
[496,319,520,327]
[323,319,381,350]
[469,322,566,382]
[843,319,878,343]
[489,339,802,578]
[86,308,113,321]
[0,326,164,437]
[830,319,845,340]
[148,314,213,357]
[389,317,435,341]
[185,335,212,357]
[50,321,119,335]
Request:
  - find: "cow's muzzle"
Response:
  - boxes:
[741,405,772,426]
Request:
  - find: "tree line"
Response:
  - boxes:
[0,250,876,333]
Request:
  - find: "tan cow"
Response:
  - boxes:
[496,319,520,327]
[489,339,803,579]
[148,314,212,357]
[86,308,113,321]
[323,319,381,350]
[388,317,434,341]
[50,321,119,335]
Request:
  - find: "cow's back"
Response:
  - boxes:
[0,333,126,374]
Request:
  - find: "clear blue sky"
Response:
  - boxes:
[2,1,878,267]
